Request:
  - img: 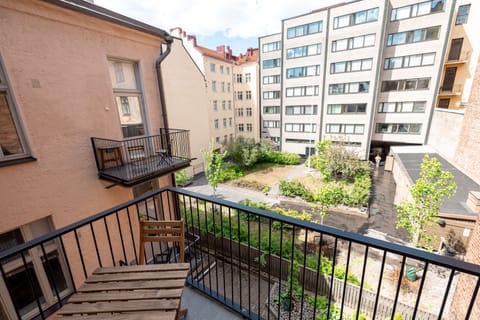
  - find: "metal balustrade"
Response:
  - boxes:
[0,187,478,320]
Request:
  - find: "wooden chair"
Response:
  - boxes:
[138,220,187,319]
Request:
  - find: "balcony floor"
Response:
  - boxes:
[99,156,190,185]
[181,286,244,320]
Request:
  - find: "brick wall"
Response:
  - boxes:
[447,211,480,319]
[453,57,480,184]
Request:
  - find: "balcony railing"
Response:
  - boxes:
[0,187,478,320]
[91,129,191,186]
[439,84,463,96]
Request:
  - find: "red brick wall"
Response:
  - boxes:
[453,57,480,183]
[447,211,480,320]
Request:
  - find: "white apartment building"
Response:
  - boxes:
[259,0,455,160]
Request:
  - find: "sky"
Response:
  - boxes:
[95,0,345,55]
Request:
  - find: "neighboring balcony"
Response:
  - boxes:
[438,84,463,96]
[0,187,478,320]
[91,128,191,186]
[445,51,470,65]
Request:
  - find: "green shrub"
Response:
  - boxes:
[352,310,370,320]
[264,151,301,165]
[175,169,192,186]
[232,179,267,191]
[279,180,314,201]
[219,166,244,181]
[385,313,404,320]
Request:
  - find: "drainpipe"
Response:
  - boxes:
[155,35,177,188]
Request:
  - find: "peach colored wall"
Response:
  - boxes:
[0,0,169,233]
[162,38,210,176]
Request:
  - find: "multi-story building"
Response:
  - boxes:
[436,1,479,110]
[233,49,259,141]
[0,1,196,317]
[171,28,259,149]
[259,0,455,160]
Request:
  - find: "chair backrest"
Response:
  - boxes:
[138,220,185,264]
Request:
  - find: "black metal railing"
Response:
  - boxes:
[91,129,190,186]
[0,187,478,320]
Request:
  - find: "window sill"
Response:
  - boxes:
[0,156,37,167]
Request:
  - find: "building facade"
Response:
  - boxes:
[0,1,192,318]
[171,28,259,149]
[259,0,455,159]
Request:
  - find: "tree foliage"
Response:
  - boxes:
[202,144,226,194]
[311,139,370,181]
[396,155,457,246]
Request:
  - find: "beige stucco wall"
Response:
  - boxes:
[427,108,464,160]
[0,0,171,234]
[162,38,210,176]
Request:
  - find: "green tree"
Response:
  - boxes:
[396,155,457,246]
[313,183,343,224]
[202,145,226,194]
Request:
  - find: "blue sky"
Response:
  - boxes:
[95,0,345,55]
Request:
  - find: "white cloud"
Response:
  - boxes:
[95,0,344,39]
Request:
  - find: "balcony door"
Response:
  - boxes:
[448,38,463,61]
[442,67,457,91]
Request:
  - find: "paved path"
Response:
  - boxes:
[183,165,409,242]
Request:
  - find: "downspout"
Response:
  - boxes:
[155,35,177,188]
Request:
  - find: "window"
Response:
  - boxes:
[263,75,281,84]
[285,138,311,144]
[263,120,280,128]
[227,83,231,92]
[287,44,321,59]
[228,101,232,110]
[247,124,253,132]
[375,123,422,134]
[263,41,282,52]
[226,67,230,74]
[326,124,364,134]
[381,78,430,92]
[264,106,280,114]
[437,98,450,109]
[246,108,252,117]
[211,81,217,92]
[229,117,233,127]
[213,100,218,111]
[384,52,435,69]
[237,108,244,117]
[0,218,71,319]
[285,123,317,133]
[330,58,372,74]
[214,119,219,129]
[287,21,323,38]
[246,91,252,100]
[222,100,226,110]
[224,135,228,143]
[334,7,379,29]
[230,134,234,141]
[391,0,445,21]
[329,82,369,94]
[210,63,216,72]
[286,65,321,78]
[245,73,251,83]
[332,34,375,52]
[0,59,30,161]
[238,124,244,132]
[223,118,227,128]
[327,104,367,114]
[221,82,225,92]
[263,58,281,69]
[109,60,146,138]
[456,4,470,24]
[236,91,243,100]
[236,74,243,83]
[387,26,440,46]
[215,137,220,143]
[285,105,318,115]
[378,101,426,113]
[263,91,281,99]
[220,65,224,73]
[286,86,319,97]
